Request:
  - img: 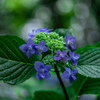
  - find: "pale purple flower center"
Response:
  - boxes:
[28,46,32,50]
[60,54,63,57]
[42,69,45,73]
[67,40,72,45]
[39,47,43,51]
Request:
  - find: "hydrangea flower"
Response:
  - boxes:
[28,28,41,38]
[35,40,48,55]
[67,50,80,66]
[34,61,52,80]
[39,26,53,34]
[65,34,76,50]
[62,67,78,83]
[28,26,53,38]
[19,39,36,58]
[54,50,68,63]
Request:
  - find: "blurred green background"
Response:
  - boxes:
[0,0,100,100]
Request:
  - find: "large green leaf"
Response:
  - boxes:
[72,42,100,99]
[33,91,66,100]
[75,47,100,78]
[55,29,73,37]
[72,41,100,78]
[72,74,100,100]
[0,35,41,85]
[76,41,100,53]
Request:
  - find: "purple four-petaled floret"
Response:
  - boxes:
[65,34,76,50]
[54,50,68,63]
[28,28,41,38]
[35,40,48,55]
[19,39,37,58]
[62,67,78,83]
[40,26,53,34]
[67,50,80,66]
[34,61,52,80]
[28,26,53,38]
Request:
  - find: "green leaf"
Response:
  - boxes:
[55,29,73,37]
[0,35,41,85]
[72,42,100,99]
[76,41,100,53]
[33,91,66,100]
[74,46,100,78]
[72,74,100,100]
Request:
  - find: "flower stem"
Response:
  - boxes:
[54,65,69,100]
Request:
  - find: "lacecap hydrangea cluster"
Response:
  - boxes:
[19,27,80,83]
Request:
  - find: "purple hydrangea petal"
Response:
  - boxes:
[39,72,45,78]
[39,40,45,46]
[40,69,49,78]
[35,29,41,33]
[71,60,78,66]
[28,33,35,38]
[26,51,32,58]
[45,65,52,71]
[62,50,68,55]
[47,28,54,32]
[45,72,51,79]
[30,49,35,54]
[71,69,78,76]
[62,67,78,83]
[33,44,39,50]
[54,55,61,61]
[65,67,71,73]
[69,50,73,57]
[28,27,53,39]
[28,29,41,38]
[32,29,35,33]
[66,35,76,42]
[27,39,34,46]
[43,46,48,52]
[69,51,80,66]
[69,76,73,83]
[35,50,42,55]
[34,45,39,49]
[34,61,44,71]
[61,57,67,63]
[73,53,80,60]
[34,46,43,54]
[19,44,28,53]
[62,71,70,79]
[36,72,43,80]
[41,27,47,31]
[56,50,61,55]
[40,26,53,34]
[70,44,76,50]
[70,37,76,42]
[66,56,71,60]
[71,75,77,80]
[65,34,76,50]
[35,40,48,54]
[65,34,71,41]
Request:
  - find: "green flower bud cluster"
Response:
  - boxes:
[34,32,68,52]
[42,54,55,65]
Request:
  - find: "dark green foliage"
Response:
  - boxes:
[33,91,66,100]
[72,74,100,100]
[75,47,100,78]
[72,41,100,100]
[0,35,41,85]
[71,41,100,78]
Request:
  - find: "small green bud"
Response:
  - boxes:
[34,32,65,52]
